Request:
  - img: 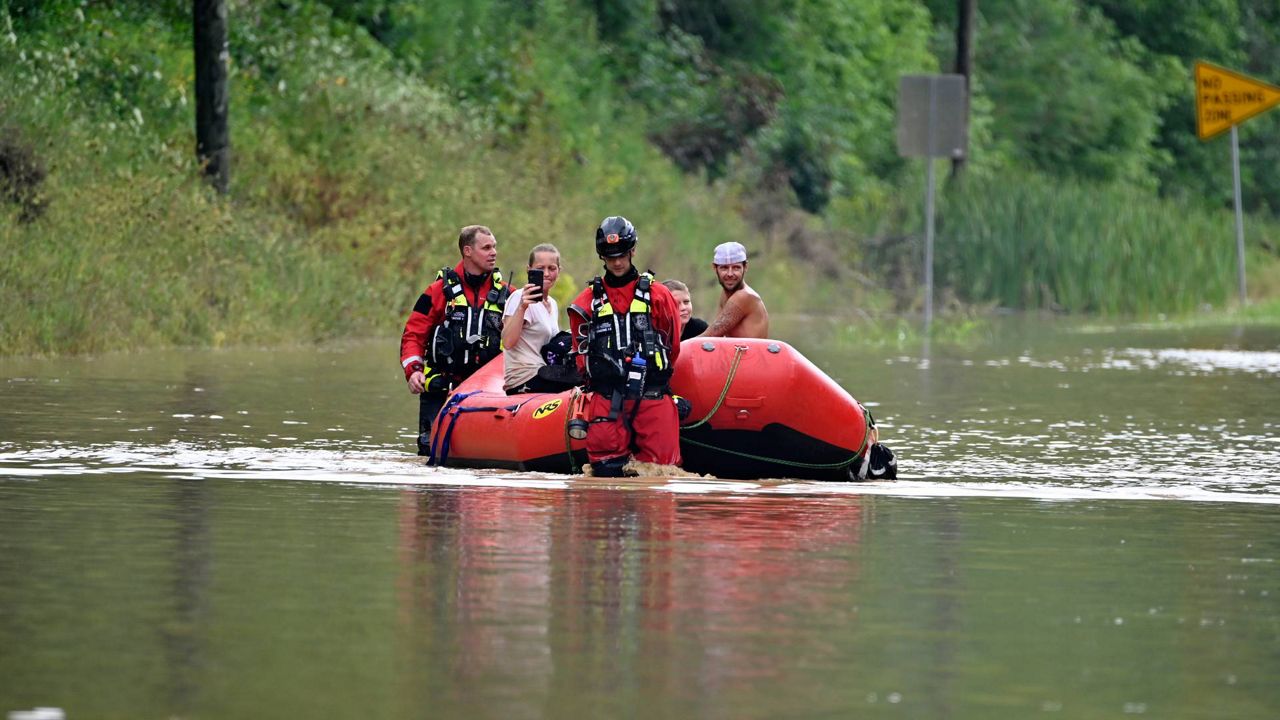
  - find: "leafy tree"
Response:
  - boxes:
[974,0,1177,188]
[636,0,933,211]
[1233,0,1280,218]
[762,0,934,210]
[1080,0,1280,217]
[1080,0,1244,210]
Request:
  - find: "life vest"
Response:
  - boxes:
[580,272,672,392]
[429,268,510,375]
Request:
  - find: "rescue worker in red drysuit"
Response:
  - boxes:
[400,225,510,455]
[568,216,683,477]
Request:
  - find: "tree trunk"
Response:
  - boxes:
[951,0,974,180]
[193,0,229,194]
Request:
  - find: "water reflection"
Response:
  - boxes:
[3,321,1280,718]
[395,488,555,718]
[161,479,212,717]
[393,487,869,716]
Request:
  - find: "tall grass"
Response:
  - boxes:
[937,171,1248,314]
[0,3,758,356]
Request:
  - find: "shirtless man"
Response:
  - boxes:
[698,241,769,338]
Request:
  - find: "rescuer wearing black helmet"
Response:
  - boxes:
[595,215,637,257]
[567,216,684,476]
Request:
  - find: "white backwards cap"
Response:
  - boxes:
[713,241,747,265]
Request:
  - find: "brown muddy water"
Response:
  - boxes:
[1,317,1278,719]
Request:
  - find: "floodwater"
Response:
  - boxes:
[1,317,1278,719]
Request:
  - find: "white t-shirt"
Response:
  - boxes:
[502,289,561,390]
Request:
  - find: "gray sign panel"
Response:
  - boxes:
[897,74,968,158]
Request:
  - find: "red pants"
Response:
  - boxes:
[585,392,681,466]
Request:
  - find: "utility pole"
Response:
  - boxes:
[193,0,229,194]
[951,0,974,179]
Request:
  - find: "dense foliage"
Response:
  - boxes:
[319,0,1280,215]
[2,0,1278,355]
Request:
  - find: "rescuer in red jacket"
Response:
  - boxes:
[567,216,683,476]
[400,225,510,455]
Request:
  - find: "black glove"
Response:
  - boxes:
[425,374,449,393]
[866,443,896,479]
[672,394,692,421]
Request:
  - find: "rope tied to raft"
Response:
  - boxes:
[679,344,748,430]
[428,391,523,467]
[557,343,875,474]
[677,345,874,471]
[562,387,586,474]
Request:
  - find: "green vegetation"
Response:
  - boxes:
[0,1,750,353]
[940,171,1237,315]
[2,0,1279,356]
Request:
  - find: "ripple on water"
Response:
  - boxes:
[3,330,1278,505]
[1109,348,1280,375]
[1,440,1278,505]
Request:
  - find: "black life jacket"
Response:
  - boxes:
[578,272,672,392]
[429,268,509,376]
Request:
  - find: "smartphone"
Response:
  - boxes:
[526,269,545,299]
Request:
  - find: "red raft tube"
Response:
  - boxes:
[426,337,874,481]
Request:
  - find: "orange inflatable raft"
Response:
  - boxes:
[426,337,873,481]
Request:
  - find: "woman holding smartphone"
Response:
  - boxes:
[502,243,576,394]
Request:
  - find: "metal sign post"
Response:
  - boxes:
[1231,126,1247,303]
[1194,61,1280,307]
[897,75,968,330]
[923,80,937,328]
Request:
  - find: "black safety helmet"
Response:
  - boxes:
[595,216,637,258]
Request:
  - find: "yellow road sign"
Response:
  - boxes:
[1195,61,1280,141]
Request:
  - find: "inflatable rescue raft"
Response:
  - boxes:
[426,337,873,481]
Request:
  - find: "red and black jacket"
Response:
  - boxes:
[400,263,509,382]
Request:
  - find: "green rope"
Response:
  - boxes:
[563,387,584,474]
[563,345,747,474]
[679,372,875,472]
[566,342,875,475]
[680,344,747,430]
[680,436,861,470]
